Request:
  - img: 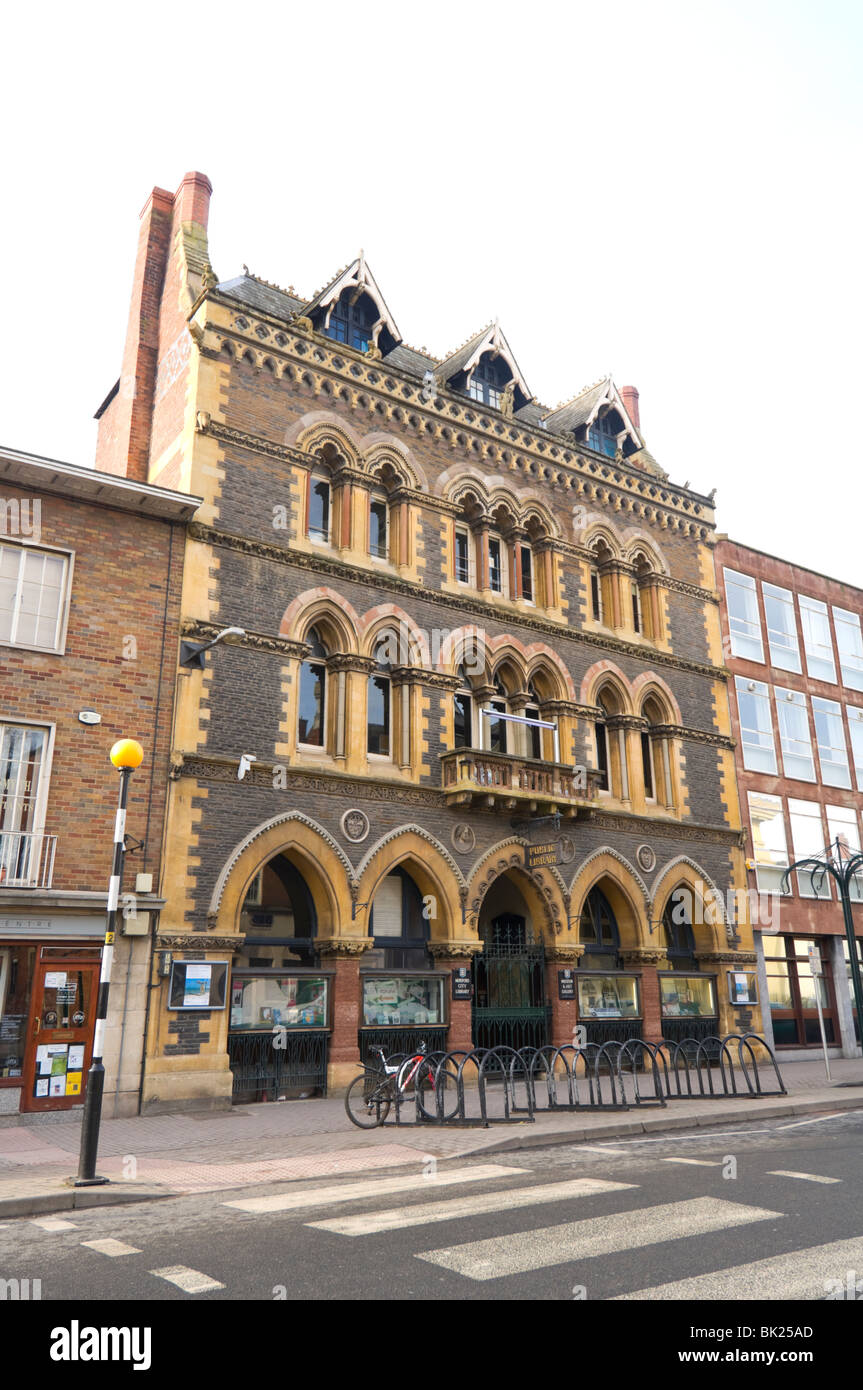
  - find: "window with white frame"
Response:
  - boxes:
[812,696,851,788]
[747,791,790,894]
[763,582,801,673]
[799,594,836,683]
[833,607,863,692]
[788,798,830,898]
[724,568,764,662]
[0,722,52,887]
[847,705,863,792]
[487,536,505,594]
[826,804,863,901]
[369,495,388,559]
[0,543,69,652]
[307,476,331,543]
[775,687,815,782]
[454,527,470,584]
[735,677,777,773]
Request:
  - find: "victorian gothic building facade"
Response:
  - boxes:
[90,172,761,1109]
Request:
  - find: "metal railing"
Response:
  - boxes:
[0,830,56,888]
[374,1032,786,1128]
[228,1029,328,1101]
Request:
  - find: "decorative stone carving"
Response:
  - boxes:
[636,844,657,872]
[341,809,370,843]
[316,937,374,957]
[545,944,585,963]
[428,940,483,960]
[695,950,757,966]
[156,934,244,951]
[620,948,669,966]
[451,824,476,854]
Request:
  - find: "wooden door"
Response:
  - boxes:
[21,958,100,1112]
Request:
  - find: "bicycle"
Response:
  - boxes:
[344,1040,461,1128]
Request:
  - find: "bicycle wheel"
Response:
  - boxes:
[345,1071,392,1129]
[414,1058,462,1122]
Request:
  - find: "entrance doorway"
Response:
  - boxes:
[472,907,549,1052]
[21,950,100,1112]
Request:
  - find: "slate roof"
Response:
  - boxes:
[218,275,305,320]
[543,377,613,434]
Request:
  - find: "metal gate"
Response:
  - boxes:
[472,917,550,1052]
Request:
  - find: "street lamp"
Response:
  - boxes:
[75,737,144,1186]
[781,838,863,1063]
[179,625,246,669]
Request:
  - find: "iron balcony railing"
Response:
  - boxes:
[441,749,601,811]
[0,830,57,889]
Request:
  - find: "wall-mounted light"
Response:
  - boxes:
[180,626,246,669]
[78,710,101,725]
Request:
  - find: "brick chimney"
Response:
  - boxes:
[621,385,640,432]
[95,172,213,483]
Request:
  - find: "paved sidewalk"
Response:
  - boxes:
[0,1055,860,1217]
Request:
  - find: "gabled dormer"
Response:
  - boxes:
[302,252,402,356]
[543,376,644,458]
[436,321,532,414]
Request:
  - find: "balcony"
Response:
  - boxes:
[441,749,601,816]
[0,831,57,889]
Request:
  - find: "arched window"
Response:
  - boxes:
[368,636,393,758]
[368,867,431,969]
[662,893,698,970]
[237,855,318,968]
[369,494,389,559]
[525,682,542,760]
[324,292,378,352]
[454,664,474,749]
[579,888,621,969]
[487,674,509,754]
[298,627,327,748]
[642,695,672,807]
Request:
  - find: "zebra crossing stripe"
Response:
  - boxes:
[308,1178,636,1236]
[613,1235,863,1300]
[150,1265,225,1293]
[81,1238,141,1256]
[767,1170,841,1184]
[416,1197,784,1281]
[223,1164,528,1213]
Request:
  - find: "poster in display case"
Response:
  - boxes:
[168,961,228,1010]
[659,974,718,1018]
[230,974,330,1031]
[362,975,445,1027]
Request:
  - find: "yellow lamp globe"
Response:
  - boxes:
[110,738,144,770]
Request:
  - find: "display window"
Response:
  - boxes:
[361,974,445,1027]
[230,973,329,1031]
[764,934,836,1046]
[0,944,36,1081]
[576,973,641,1019]
[659,973,717,1018]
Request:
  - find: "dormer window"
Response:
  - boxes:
[467,354,511,409]
[324,292,378,352]
[587,409,623,458]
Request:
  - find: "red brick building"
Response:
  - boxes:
[717,537,863,1058]
[0,445,199,1116]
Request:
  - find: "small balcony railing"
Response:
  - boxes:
[0,830,57,889]
[441,749,600,813]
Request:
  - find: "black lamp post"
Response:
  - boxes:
[75,737,144,1186]
[781,839,863,1057]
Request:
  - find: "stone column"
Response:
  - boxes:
[429,942,483,1053]
[829,934,859,1058]
[621,948,669,1043]
[546,945,584,1050]
[317,937,373,1094]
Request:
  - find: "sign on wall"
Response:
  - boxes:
[451,967,473,1001]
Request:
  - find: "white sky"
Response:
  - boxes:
[2,1,860,585]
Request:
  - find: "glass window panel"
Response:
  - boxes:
[788,799,830,898]
[367,676,390,756]
[308,479,330,541]
[748,791,789,893]
[763,582,801,672]
[362,976,444,1026]
[833,607,863,692]
[659,975,717,1017]
[762,935,787,958]
[576,975,641,1018]
[799,594,836,683]
[826,804,863,901]
[520,547,533,601]
[0,545,66,650]
[229,975,328,1030]
[766,964,794,1011]
[813,696,851,788]
[297,661,325,747]
[724,568,764,662]
[775,687,815,781]
[369,500,387,558]
[453,693,471,748]
[847,706,863,792]
[735,677,777,773]
[455,530,469,583]
[488,537,503,592]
